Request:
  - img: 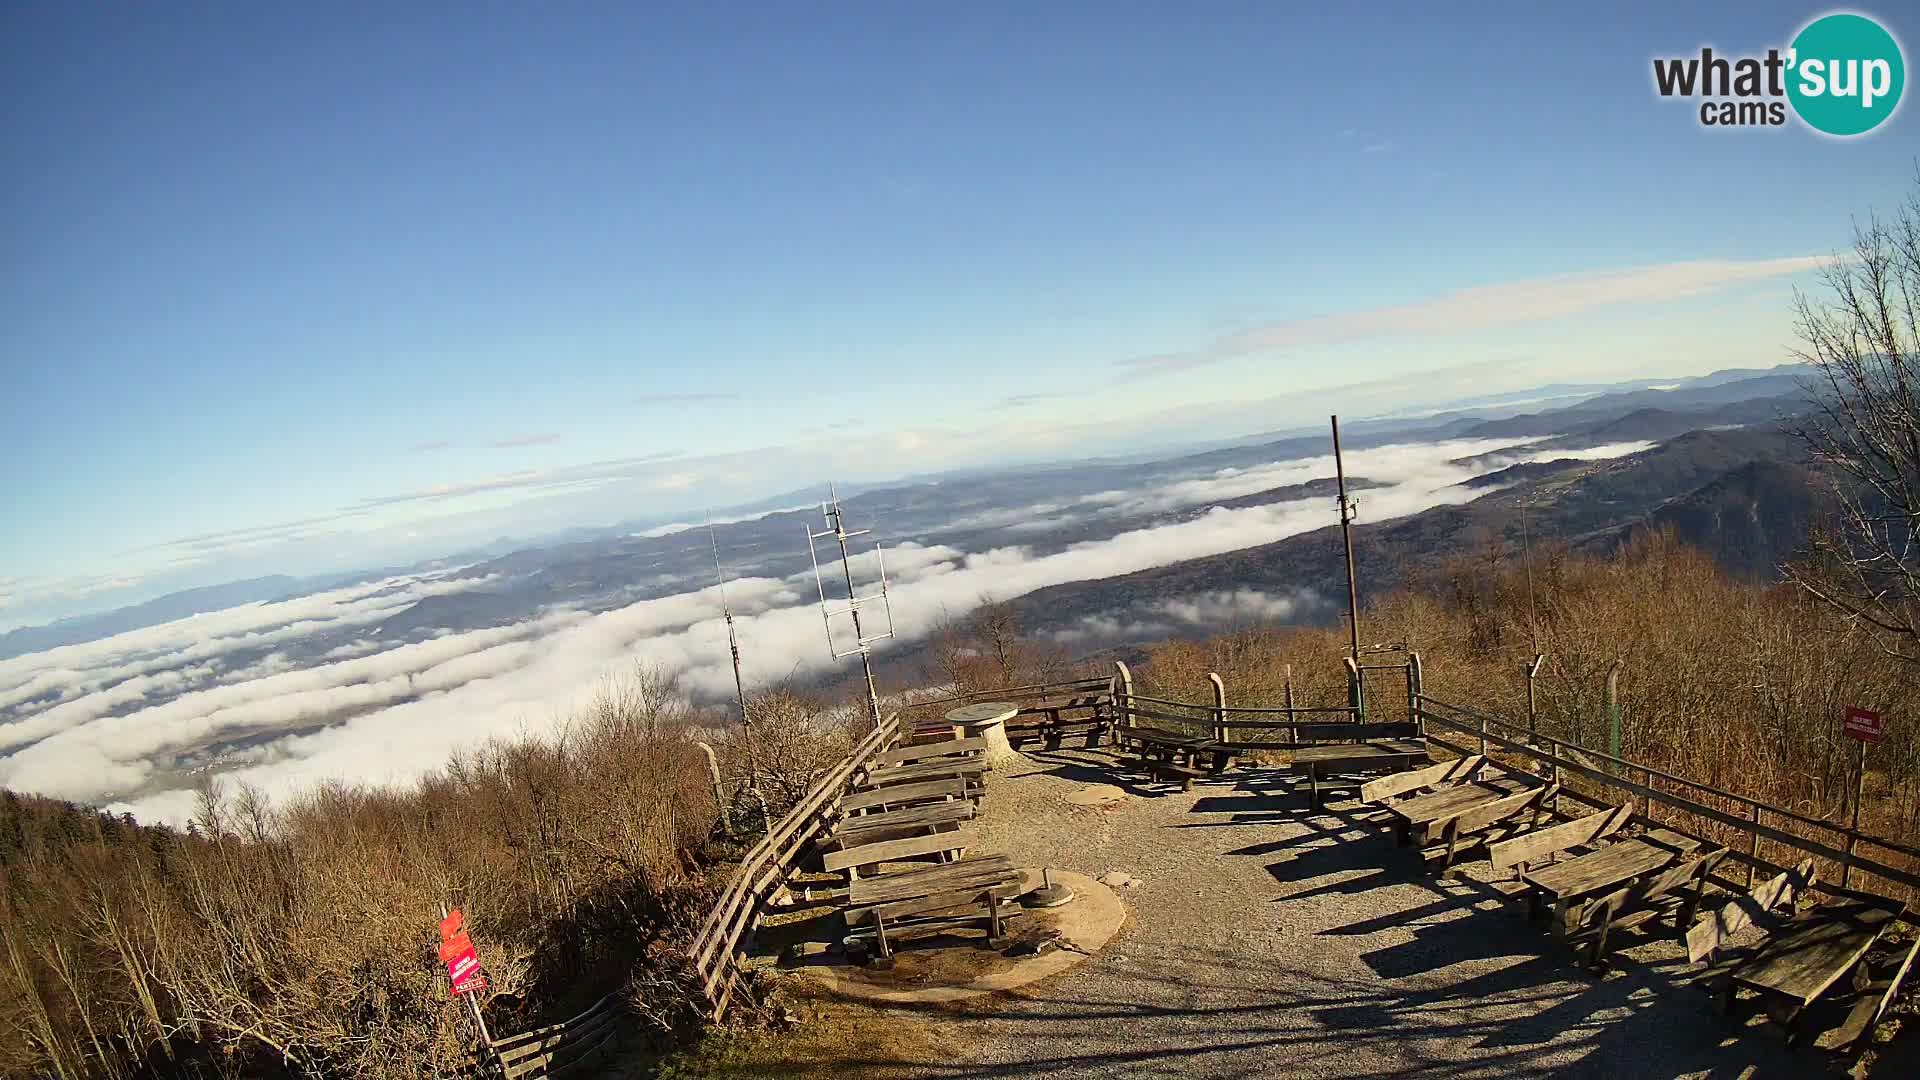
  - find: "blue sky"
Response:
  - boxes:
[2,1,1915,628]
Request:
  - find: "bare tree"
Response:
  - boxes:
[1789,173,1920,666]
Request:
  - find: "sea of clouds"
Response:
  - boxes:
[0,435,1651,824]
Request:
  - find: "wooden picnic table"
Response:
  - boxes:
[1377,777,1525,846]
[1723,900,1903,1042]
[1292,739,1430,808]
[1520,828,1701,934]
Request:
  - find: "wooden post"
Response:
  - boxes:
[1406,652,1423,734]
[1478,711,1488,757]
[696,741,730,835]
[1345,657,1363,722]
[1208,672,1227,744]
[1525,653,1546,745]
[1748,803,1763,889]
[1113,661,1134,735]
[1284,664,1297,744]
[1844,738,1866,889]
[1604,661,1623,769]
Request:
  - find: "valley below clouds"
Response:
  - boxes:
[0,432,1652,824]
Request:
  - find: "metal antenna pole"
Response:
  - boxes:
[1331,415,1361,664]
[808,485,895,730]
[708,517,751,730]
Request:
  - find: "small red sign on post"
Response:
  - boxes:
[437,908,487,996]
[1843,706,1885,743]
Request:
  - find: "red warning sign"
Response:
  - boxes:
[1843,706,1885,744]
[436,909,487,996]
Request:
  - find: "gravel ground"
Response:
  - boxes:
[814,746,1830,1080]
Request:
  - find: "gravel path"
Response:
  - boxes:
[834,746,1818,1079]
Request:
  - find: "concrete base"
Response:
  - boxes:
[787,869,1123,1005]
[953,717,1020,770]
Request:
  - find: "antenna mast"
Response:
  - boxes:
[807,485,895,729]
[708,517,751,729]
[1331,415,1362,664]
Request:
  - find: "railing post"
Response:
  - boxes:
[1748,804,1763,889]
[1525,653,1546,746]
[1844,738,1866,890]
[1478,711,1488,757]
[1208,672,1227,744]
[696,741,731,835]
[1406,652,1423,734]
[1284,664,1297,744]
[1113,661,1134,733]
[1604,660,1623,771]
[1344,657,1363,722]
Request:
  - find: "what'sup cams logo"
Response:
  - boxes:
[1653,11,1904,136]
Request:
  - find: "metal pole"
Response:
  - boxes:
[709,520,751,730]
[824,497,884,730]
[1331,415,1361,665]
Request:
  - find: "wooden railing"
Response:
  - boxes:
[444,993,619,1079]
[685,713,901,1020]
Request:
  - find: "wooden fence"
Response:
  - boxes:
[686,713,901,1020]
[445,993,619,1079]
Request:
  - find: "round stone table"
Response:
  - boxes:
[945,701,1021,770]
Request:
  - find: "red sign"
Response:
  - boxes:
[437,909,487,996]
[1843,706,1885,743]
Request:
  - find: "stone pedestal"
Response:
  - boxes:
[945,701,1021,770]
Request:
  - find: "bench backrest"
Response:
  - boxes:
[822,827,978,874]
[839,777,970,814]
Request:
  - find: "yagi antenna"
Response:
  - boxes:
[708,514,751,730]
[806,483,895,729]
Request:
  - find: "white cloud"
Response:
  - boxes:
[1122,256,1833,374]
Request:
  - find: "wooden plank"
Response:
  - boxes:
[1360,755,1484,804]
[1572,848,1726,965]
[822,828,977,873]
[1687,857,1816,963]
[842,910,1023,946]
[1730,901,1901,1007]
[840,777,971,814]
[1489,804,1632,875]
[875,736,986,766]
[849,855,1015,907]
[1818,932,1920,1052]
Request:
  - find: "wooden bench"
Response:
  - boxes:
[1004,692,1111,750]
[1518,828,1702,936]
[842,854,1025,961]
[1488,804,1634,880]
[1567,846,1727,968]
[1426,783,1560,873]
[859,757,988,790]
[1688,858,1816,965]
[840,776,978,815]
[831,799,974,847]
[874,736,986,767]
[1291,739,1430,809]
[1374,776,1526,848]
[1117,726,1233,772]
[1820,932,1919,1052]
[1718,900,1907,1046]
[1358,755,1486,804]
[822,827,977,881]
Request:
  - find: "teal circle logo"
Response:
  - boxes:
[1787,13,1905,136]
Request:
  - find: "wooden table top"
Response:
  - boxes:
[946,701,1019,724]
[1731,901,1901,1005]
[1521,829,1701,901]
[1383,779,1525,827]
[1292,739,1429,766]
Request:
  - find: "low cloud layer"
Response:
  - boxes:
[0,434,1656,824]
